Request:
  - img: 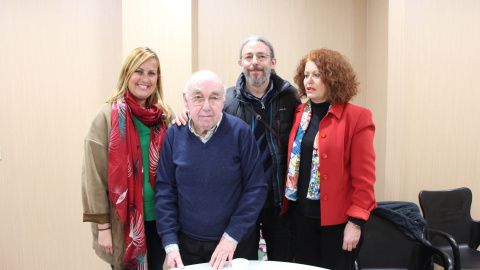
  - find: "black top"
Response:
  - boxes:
[297,101,330,218]
[240,81,276,208]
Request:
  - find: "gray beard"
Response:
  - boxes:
[243,67,271,87]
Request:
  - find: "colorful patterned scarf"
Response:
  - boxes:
[285,100,323,201]
[108,93,166,269]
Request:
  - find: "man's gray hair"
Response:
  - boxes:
[183,70,226,96]
[239,35,275,59]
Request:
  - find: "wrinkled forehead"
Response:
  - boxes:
[188,78,224,96]
[189,89,223,96]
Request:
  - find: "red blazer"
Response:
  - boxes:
[282,102,377,225]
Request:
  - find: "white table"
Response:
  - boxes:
[172,260,328,270]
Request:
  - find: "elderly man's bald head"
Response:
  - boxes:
[183,70,226,137]
[184,70,225,97]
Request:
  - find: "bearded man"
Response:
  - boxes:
[223,35,299,262]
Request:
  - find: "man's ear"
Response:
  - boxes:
[271,57,277,69]
[183,93,188,107]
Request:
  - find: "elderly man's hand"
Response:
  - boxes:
[209,236,237,270]
[166,250,185,269]
[172,109,189,126]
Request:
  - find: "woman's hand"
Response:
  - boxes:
[98,223,113,254]
[342,221,361,251]
[171,109,189,126]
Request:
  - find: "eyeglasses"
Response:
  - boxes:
[189,95,225,106]
[241,53,270,63]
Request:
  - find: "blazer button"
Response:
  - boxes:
[322,174,328,180]
[322,195,328,201]
[320,132,326,138]
[322,153,328,159]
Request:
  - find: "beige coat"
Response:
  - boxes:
[81,103,173,269]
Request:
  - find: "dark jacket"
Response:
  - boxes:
[224,73,297,213]
[373,201,430,245]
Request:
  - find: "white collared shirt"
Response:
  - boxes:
[188,114,223,143]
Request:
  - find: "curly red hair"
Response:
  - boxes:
[294,48,359,104]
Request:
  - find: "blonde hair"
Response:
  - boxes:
[107,47,171,120]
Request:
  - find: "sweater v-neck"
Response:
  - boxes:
[188,116,225,147]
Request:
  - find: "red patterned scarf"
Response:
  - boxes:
[108,93,166,269]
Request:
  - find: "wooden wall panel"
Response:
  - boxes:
[384,0,480,218]
[366,0,389,201]
[122,0,193,115]
[384,0,407,202]
[0,0,122,269]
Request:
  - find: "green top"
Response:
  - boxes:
[133,116,156,221]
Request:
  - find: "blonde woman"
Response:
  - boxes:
[82,47,173,269]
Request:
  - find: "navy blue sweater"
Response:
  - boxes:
[155,113,267,248]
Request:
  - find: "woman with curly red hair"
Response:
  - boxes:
[282,48,377,269]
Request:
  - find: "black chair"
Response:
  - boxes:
[356,212,453,270]
[419,187,480,270]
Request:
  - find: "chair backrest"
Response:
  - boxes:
[357,213,438,269]
[419,187,473,245]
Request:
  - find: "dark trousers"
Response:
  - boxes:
[293,211,362,270]
[178,231,258,266]
[145,220,166,270]
[255,207,294,262]
[112,221,165,270]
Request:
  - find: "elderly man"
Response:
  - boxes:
[155,70,267,270]
[173,36,298,262]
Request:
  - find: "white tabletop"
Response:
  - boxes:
[172,259,328,270]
